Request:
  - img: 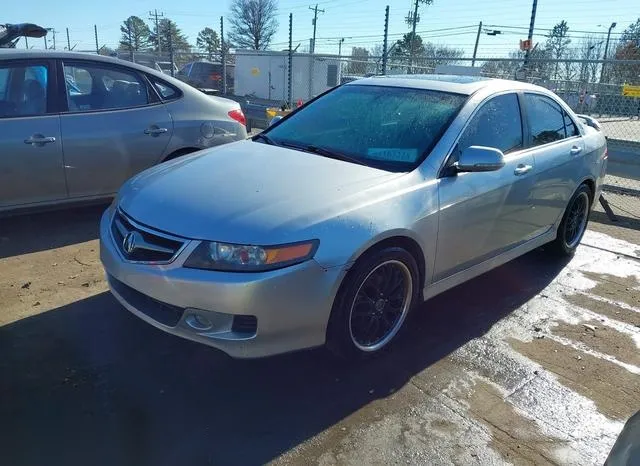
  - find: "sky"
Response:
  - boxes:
[3,0,639,57]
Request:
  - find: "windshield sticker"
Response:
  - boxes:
[367,148,419,163]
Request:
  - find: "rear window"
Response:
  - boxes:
[265,85,467,170]
[148,76,181,101]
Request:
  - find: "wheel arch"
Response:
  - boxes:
[340,232,427,297]
[161,147,201,162]
[580,177,596,204]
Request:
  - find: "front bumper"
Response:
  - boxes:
[100,209,345,358]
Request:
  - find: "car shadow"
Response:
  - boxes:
[0,204,107,259]
[0,249,569,466]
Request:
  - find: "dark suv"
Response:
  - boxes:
[176,61,234,93]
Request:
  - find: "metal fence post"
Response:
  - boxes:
[168,32,174,77]
[382,5,389,75]
[221,16,227,95]
[288,13,293,107]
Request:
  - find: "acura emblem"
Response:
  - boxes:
[122,231,142,254]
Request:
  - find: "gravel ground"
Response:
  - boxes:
[1,206,639,466]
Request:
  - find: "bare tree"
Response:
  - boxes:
[577,35,604,83]
[347,47,370,75]
[481,47,552,80]
[562,51,578,82]
[228,0,278,50]
[546,20,571,80]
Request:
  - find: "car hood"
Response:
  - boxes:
[119,140,405,243]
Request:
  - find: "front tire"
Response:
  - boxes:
[551,184,592,256]
[326,247,419,360]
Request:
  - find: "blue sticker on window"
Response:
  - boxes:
[367,148,419,163]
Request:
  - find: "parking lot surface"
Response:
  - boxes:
[1,206,639,465]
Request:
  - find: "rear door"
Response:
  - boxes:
[59,60,173,198]
[522,93,584,234]
[434,92,537,281]
[0,59,66,208]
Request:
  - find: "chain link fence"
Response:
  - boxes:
[115,49,640,241]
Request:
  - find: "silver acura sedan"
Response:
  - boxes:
[100,75,608,359]
[0,49,246,214]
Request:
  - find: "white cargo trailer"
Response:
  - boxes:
[233,50,341,103]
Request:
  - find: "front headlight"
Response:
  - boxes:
[183,240,319,272]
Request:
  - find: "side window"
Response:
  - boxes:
[564,111,579,137]
[0,63,49,118]
[458,93,523,155]
[524,94,566,146]
[179,63,192,75]
[191,63,203,77]
[63,63,149,112]
[148,76,181,101]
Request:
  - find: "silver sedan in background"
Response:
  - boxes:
[0,50,246,214]
[100,75,607,360]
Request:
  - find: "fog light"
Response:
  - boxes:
[186,313,212,331]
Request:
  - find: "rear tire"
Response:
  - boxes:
[550,184,592,256]
[326,247,419,360]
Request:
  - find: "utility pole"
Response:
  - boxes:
[406,0,433,74]
[43,36,47,50]
[46,28,56,49]
[25,36,29,49]
[149,9,165,53]
[338,38,344,58]
[600,22,617,84]
[220,17,227,94]
[472,21,483,67]
[66,28,71,50]
[94,24,99,54]
[382,5,389,75]
[309,4,325,54]
[523,0,538,72]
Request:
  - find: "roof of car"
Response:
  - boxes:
[0,48,195,87]
[349,74,542,95]
[0,48,167,73]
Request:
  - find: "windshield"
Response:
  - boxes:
[263,84,467,171]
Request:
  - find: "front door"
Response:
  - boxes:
[59,60,173,199]
[434,92,537,282]
[0,59,66,208]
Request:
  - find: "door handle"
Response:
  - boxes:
[570,146,582,156]
[144,127,168,136]
[514,164,533,176]
[24,136,56,145]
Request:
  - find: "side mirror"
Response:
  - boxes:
[269,115,283,127]
[455,146,505,173]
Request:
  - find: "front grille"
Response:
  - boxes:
[111,210,184,263]
[109,274,185,327]
[231,315,258,335]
